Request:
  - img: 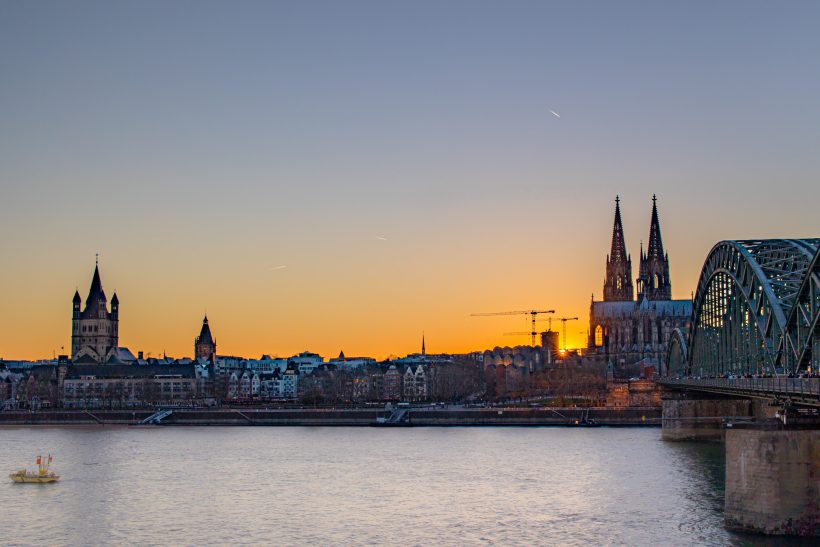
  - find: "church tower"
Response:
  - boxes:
[603,196,634,301]
[71,260,119,362]
[195,315,217,360]
[637,195,672,300]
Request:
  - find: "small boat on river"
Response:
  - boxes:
[9,455,60,483]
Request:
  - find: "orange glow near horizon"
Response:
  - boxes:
[2,2,820,363]
[0,216,690,362]
[1,196,816,363]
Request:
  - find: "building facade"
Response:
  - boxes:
[61,364,198,408]
[588,196,692,369]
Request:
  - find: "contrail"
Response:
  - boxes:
[270,265,288,271]
[376,236,388,241]
[550,110,561,118]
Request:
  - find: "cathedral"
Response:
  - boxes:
[588,196,692,368]
[71,262,120,363]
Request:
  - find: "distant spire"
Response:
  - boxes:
[647,194,664,259]
[84,261,107,312]
[197,315,213,345]
[639,194,672,300]
[422,333,426,355]
[610,195,628,263]
[603,196,633,301]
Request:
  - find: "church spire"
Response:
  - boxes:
[637,194,672,300]
[195,315,216,359]
[421,333,426,356]
[610,195,628,263]
[646,194,665,259]
[81,260,109,319]
[87,263,105,302]
[197,316,213,344]
[603,196,634,302]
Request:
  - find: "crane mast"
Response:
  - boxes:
[471,309,555,346]
[554,317,579,352]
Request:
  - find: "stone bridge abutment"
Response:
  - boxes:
[662,389,819,536]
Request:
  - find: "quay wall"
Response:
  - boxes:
[0,407,661,427]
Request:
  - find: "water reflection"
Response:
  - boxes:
[0,427,814,546]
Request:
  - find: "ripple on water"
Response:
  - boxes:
[0,427,810,546]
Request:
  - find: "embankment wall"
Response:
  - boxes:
[0,407,661,427]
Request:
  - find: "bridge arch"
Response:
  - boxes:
[666,328,688,377]
[688,239,820,377]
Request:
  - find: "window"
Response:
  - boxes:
[595,326,603,347]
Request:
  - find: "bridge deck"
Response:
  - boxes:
[661,378,820,408]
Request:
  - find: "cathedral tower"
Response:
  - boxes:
[71,261,119,362]
[637,195,672,300]
[603,196,634,301]
[195,315,217,360]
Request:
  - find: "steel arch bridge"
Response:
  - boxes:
[670,239,820,378]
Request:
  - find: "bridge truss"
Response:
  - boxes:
[674,239,820,378]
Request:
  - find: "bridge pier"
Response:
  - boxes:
[662,390,820,536]
[725,426,820,536]
[661,394,752,441]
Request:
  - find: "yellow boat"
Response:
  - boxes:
[9,455,59,483]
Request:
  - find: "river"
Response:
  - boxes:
[0,427,812,546]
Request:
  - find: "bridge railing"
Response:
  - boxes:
[661,377,820,399]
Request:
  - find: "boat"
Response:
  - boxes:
[9,455,60,483]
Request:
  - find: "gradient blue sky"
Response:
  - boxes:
[1,1,819,359]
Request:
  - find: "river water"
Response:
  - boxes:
[0,426,811,546]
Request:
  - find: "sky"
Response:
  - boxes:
[1,1,819,360]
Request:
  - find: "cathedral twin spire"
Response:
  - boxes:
[637,194,671,300]
[603,195,671,302]
[645,194,665,260]
[603,196,634,301]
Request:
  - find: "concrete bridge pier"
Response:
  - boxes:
[724,426,820,536]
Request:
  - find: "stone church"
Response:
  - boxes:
[71,262,120,363]
[588,196,692,369]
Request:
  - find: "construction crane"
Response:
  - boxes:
[471,309,555,346]
[555,317,579,352]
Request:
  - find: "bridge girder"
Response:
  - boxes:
[685,239,820,377]
[779,244,820,370]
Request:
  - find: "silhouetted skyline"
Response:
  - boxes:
[1,1,819,359]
